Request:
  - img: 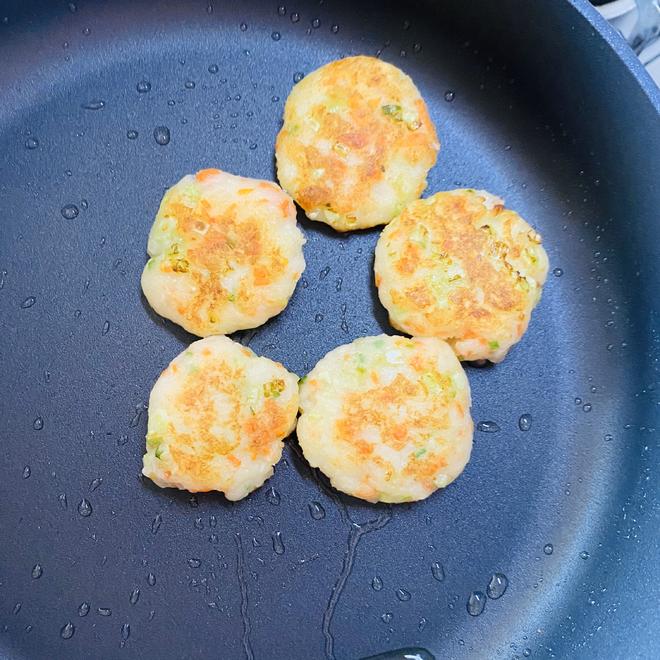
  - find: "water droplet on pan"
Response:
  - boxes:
[136,80,151,93]
[381,612,393,623]
[60,622,75,639]
[431,561,445,581]
[129,587,140,605]
[580,551,590,560]
[121,623,130,641]
[208,64,219,74]
[444,90,455,102]
[22,466,31,479]
[147,572,156,586]
[81,100,105,110]
[184,80,195,89]
[518,414,532,431]
[97,607,112,616]
[153,126,170,145]
[543,543,554,555]
[395,588,411,601]
[188,558,201,568]
[309,501,325,519]
[240,22,247,31]
[22,296,37,309]
[129,403,147,427]
[290,12,300,23]
[151,513,162,534]
[127,130,138,140]
[277,5,286,15]
[31,564,43,579]
[78,498,92,517]
[61,204,79,219]
[477,420,500,433]
[266,486,280,505]
[272,531,285,555]
[101,320,110,335]
[553,267,564,277]
[271,31,281,41]
[32,416,43,429]
[25,137,39,149]
[293,72,304,83]
[78,602,90,617]
[486,573,508,599]
[58,493,68,509]
[467,590,486,616]
[371,576,383,591]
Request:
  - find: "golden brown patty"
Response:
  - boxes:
[297,334,473,503]
[374,189,549,362]
[141,169,306,336]
[142,336,299,500]
[276,56,439,231]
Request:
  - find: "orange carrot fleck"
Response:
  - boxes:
[196,168,221,182]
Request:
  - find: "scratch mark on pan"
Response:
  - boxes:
[289,441,393,660]
[321,510,392,659]
[234,533,254,660]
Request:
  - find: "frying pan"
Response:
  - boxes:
[0,1,658,658]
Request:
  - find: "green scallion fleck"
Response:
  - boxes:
[381,104,403,120]
[263,379,285,398]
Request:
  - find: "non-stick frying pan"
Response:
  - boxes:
[1,1,658,658]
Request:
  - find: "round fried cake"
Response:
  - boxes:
[142,336,299,500]
[374,189,549,362]
[297,334,473,503]
[141,168,306,336]
[276,56,439,231]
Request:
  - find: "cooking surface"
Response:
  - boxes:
[0,1,658,659]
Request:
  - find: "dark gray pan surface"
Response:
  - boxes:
[0,1,658,658]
